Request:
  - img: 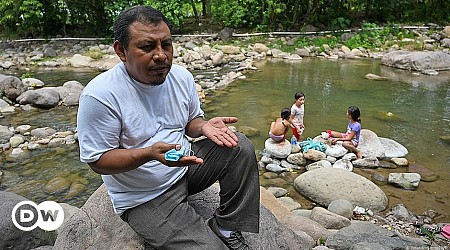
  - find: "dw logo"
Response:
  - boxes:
[11,201,64,231]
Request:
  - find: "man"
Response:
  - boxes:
[77,5,259,250]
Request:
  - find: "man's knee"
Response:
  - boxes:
[235,132,255,150]
[235,132,256,155]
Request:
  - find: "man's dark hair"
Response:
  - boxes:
[114,5,172,49]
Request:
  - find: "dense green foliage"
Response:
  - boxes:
[0,0,449,38]
[264,22,425,53]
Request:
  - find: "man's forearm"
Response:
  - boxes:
[89,147,154,175]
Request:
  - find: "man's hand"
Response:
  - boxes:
[201,117,239,147]
[152,142,203,167]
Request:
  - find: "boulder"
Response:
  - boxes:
[16,89,60,108]
[294,168,388,212]
[0,191,56,250]
[327,199,354,219]
[54,184,312,249]
[388,173,421,190]
[282,214,333,242]
[0,125,14,144]
[332,159,353,171]
[309,207,351,230]
[358,129,385,158]
[326,221,423,249]
[325,144,348,158]
[217,27,233,42]
[303,149,326,161]
[391,157,408,166]
[379,137,408,158]
[352,157,379,168]
[305,160,332,171]
[264,138,292,158]
[68,54,93,68]
[381,51,450,71]
[253,43,269,53]
[22,78,45,88]
[0,74,26,100]
[30,127,57,139]
[390,204,417,223]
[286,152,307,166]
[265,163,289,173]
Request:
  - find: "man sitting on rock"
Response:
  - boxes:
[77,5,260,250]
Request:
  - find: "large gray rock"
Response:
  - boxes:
[22,78,45,88]
[326,221,424,249]
[327,199,354,219]
[67,54,93,68]
[358,129,385,158]
[0,125,14,144]
[294,168,388,212]
[62,92,81,106]
[217,27,233,42]
[264,138,292,158]
[0,191,56,250]
[281,213,333,242]
[0,74,26,100]
[381,51,450,71]
[388,173,421,190]
[16,88,60,108]
[325,144,348,158]
[309,207,351,230]
[54,184,311,250]
[379,137,408,158]
[30,127,57,139]
[332,159,353,171]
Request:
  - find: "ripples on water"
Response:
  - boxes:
[1,59,449,221]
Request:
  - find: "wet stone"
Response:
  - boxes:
[379,161,397,169]
[408,164,439,182]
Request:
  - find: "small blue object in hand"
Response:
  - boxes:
[164,147,194,161]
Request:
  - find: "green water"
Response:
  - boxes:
[204,58,450,221]
[1,58,449,220]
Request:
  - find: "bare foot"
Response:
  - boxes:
[356,151,362,159]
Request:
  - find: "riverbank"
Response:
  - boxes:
[1,27,450,248]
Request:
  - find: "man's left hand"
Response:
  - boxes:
[201,117,239,147]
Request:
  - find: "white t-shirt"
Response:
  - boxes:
[291,103,304,127]
[77,63,204,214]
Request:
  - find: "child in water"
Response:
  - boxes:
[290,92,305,141]
[327,106,362,159]
[269,108,293,144]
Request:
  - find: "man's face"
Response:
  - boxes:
[115,21,173,85]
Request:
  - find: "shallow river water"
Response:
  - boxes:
[1,58,449,221]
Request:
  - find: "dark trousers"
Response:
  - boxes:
[120,132,260,250]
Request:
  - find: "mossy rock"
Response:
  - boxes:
[44,176,71,194]
[439,135,450,144]
[375,111,406,122]
[238,126,260,137]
